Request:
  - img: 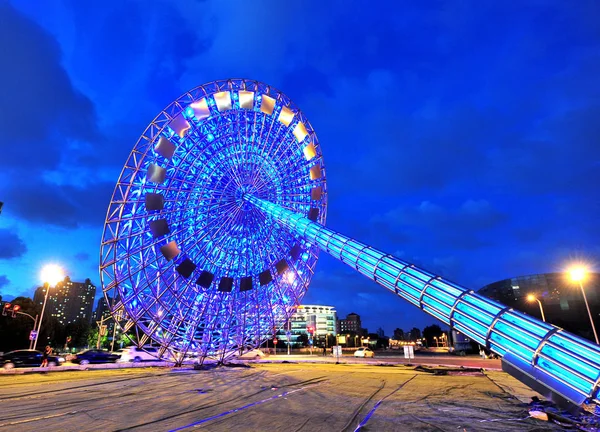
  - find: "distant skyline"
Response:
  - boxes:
[1,1,599,335]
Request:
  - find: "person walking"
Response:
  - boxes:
[40,345,52,367]
[322,345,326,356]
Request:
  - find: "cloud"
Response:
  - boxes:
[0,3,100,172]
[0,229,27,259]
[3,179,115,229]
[0,275,10,289]
[74,252,90,262]
[370,199,507,250]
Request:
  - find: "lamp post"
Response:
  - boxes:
[34,264,64,350]
[526,294,546,322]
[569,266,599,344]
[433,336,439,347]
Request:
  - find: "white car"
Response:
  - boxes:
[238,349,265,360]
[353,347,375,358]
[117,346,161,363]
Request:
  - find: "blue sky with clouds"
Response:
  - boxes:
[1,0,599,335]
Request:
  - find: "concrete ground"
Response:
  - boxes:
[0,362,560,432]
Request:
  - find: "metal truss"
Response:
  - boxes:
[100,79,327,364]
[249,196,600,406]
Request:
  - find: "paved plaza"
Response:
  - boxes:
[0,362,560,431]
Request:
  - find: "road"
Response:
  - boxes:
[266,352,502,370]
[0,362,556,431]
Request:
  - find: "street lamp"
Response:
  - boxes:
[433,336,439,347]
[569,266,599,344]
[34,264,64,350]
[526,294,546,322]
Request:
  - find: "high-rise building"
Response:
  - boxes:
[94,296,113,323]
[337,312,362,334]
[34,277,96,325]
[279,305,337,347]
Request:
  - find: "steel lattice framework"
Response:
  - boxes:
[100,79,326,363]
[102,79,600,406]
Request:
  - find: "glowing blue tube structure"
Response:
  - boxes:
[248,195,600,406]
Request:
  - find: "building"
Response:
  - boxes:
[337,312,362,334]
[34,277,96,325]
[479,272,600,342]
[279,305,337,347]
[94,296,113,323]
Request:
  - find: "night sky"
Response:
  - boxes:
[1,1,599,335]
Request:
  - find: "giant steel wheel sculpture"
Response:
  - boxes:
[100,79,326,364]
[101,79,600,406]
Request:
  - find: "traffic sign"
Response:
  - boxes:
[273,338,278,344]
[29,330,38,341]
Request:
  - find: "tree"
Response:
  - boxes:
[376,327,385,338]
[88,327,109,349]
[0,297,39,352]
[393,328,404,340]
[409,327,421,341]
[422,325,443,346]
[297,333,309,347]
[64,318,92,350]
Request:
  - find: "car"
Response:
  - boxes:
[117,346,162,363]
[353,347,375,358]
[0,349,65,369]
[72,349,120,365]
[238,349,265,360]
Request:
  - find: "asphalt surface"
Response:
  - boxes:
[0,361,558,431]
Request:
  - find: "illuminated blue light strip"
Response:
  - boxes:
[247,197,600,403]
[493,321,539,350]
[453,310,489,338]
[541,345,598,381]
[537,357,592,396]
[462,294,504,317]
[489,332,533,362]
[425,287,455,308]
[455,302,495,327]
[502,311,553,337]
[454,323,486,346]
[550,333,600,361]
[430,279,465,298]
[421,295,452,319]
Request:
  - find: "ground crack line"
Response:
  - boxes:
[351,374,418,432]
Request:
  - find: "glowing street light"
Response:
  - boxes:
[568,266,598,344]
[41,264,64,286]
[527,294,546,322]
[34,264,65,350]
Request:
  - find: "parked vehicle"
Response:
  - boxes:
[117,346,162,363]
[238,349,265,359]
[0,349,65,369]
[353,347,375,358]
[72,349,120,365]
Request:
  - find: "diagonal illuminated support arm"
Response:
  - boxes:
[247,195,600,406]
